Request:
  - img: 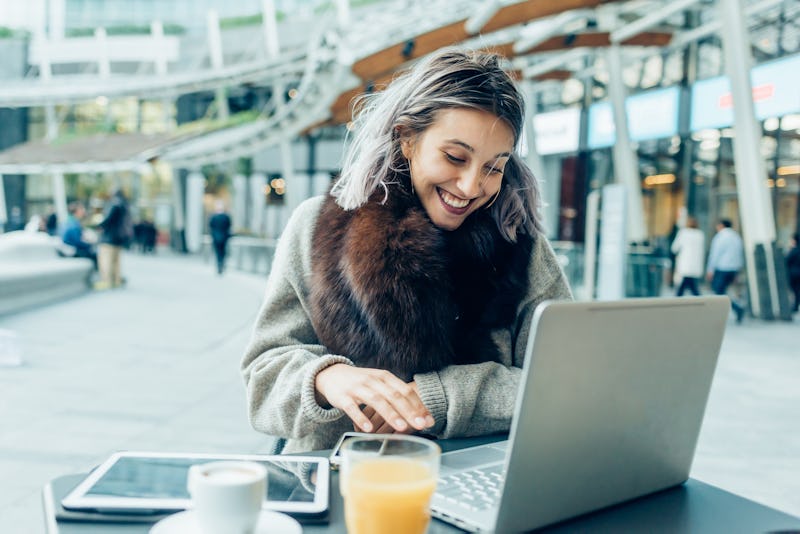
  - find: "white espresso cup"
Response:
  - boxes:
[187,461,267,534]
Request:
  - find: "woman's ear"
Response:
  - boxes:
[397,127,414,159]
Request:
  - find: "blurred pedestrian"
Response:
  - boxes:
[45,207,58,236]
[24,214,44,233]
[671,216,705,297]
[140,219,157,253]
[786,232,800,314]
[209,201,232,275]
[61,201,98,271]
[97,189,133,289]
[706,219,745,322]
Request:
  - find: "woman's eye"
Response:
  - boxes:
[486,167,504,175]
[445,153,465,164]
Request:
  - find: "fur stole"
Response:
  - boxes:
[309,181,533,381]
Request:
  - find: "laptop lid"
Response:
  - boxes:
[490,296,729,533]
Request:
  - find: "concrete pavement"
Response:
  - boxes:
[0,249,797,533]
[0,250,274,533]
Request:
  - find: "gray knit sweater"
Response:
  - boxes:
[241,196,572,453]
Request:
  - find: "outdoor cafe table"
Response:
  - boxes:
[42,435,800,533]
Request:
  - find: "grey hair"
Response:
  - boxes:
[331,48,543,241]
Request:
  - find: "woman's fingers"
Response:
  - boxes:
[315,364,435,433]
[337,396,375,432]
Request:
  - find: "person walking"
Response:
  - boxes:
[786,232,800,314]
[97,189,133,289]
[671,216,705,297]
[209,201,232,275]
[706,219,746,322]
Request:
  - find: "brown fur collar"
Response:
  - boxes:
[309,181,533,380]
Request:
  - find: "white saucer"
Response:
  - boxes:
[149,509,303,534]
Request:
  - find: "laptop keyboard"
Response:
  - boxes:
[435,464,504,512]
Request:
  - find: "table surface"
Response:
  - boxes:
[43,436,800,534]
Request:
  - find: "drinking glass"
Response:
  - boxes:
[340,434,440,534]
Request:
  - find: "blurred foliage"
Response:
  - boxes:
[175,110,261,136]
[0,26,29,39]
[66,23,185,37]
[314,0,381,13]
[51,123,118,146]
[202,165,230,194]
[236,158,253,176]
[219,12,286,29]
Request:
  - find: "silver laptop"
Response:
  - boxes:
[431,296,729,533]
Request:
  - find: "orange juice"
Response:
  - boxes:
[343,457,437,534]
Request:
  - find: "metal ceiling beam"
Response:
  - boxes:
[610,0,701,43]
[513,9,592,54]
[520,48,590,79]
[465,0,501,35]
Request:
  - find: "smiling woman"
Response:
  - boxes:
[241,49,573,454]
[400,108,513,230]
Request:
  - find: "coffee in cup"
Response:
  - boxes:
[187,461,267,534]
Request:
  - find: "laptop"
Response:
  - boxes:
[430,296,729,533]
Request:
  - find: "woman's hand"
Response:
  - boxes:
[315,364,435,433]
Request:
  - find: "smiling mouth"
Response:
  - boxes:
[437,188,472,213]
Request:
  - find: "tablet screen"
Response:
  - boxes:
[62,452,329,516]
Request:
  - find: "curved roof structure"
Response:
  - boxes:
[0,0,796,171]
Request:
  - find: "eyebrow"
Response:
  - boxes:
[445,139,512,160]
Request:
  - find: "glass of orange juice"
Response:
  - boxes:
[340,434,440,534]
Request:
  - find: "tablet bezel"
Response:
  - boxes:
[61,451,330,515]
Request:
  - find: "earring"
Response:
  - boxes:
[484,184,502,209]
[407,160,416,195]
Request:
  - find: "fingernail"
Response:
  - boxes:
[395,419,407,430]
[363,421,372,432]
[415,417,426,428]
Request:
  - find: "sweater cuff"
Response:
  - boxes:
[414,370,447,435]
[301,355,354,423]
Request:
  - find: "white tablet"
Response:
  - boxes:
[61,451,329,518]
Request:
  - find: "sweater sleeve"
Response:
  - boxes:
[413,235,573,438]
[241,197,354,441]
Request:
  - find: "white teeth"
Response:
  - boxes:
[440,190,469,208]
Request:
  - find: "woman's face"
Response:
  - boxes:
[401,108,514,231]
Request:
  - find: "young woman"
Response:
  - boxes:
[242,49,572,453]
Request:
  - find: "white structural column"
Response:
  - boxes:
[151,21,173,127]
[262,0,296,235]
[206,10,229,121]
[582,190,601,300]
[334,0,350,27]
[185,172,206,253]
[521,82,555,236]
[718,0,781,319]
[605,44,647,243]
[0,174,7,231]
[37,32,59,141]
[232,173,248,231]
[51,172,68,227]
[169,167,185,245]
[249,173,267,235]
[95,28,110,78]
[312,172,332,197]
[49,0,65,40]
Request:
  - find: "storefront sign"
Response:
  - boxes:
[690,53,800,131]
[533,107,581,155]
[587,86,681,149]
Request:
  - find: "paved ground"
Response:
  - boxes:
[0,250,798,533]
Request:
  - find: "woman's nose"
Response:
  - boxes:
[456,168,483,198]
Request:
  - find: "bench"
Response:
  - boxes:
[0,231,94,317]
[201,235,277,275]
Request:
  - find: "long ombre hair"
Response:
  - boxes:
[331,48,543,242]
